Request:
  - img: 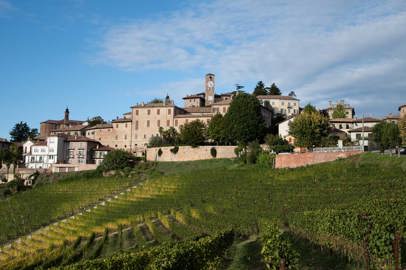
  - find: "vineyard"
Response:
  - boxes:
[0,154,405,269]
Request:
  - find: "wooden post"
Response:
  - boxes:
[392,231,401,270]
[279,258,286,270]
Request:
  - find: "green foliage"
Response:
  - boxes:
[372,121,401,152]
[179,120,206,147]
[87,116,106,126]
[332,104,347,119]
[56,230,234,270]
[265,134,293,153]
[149,98,163,104]
[9,121,38,142]
[148,135,164,147]
[207,114,225,145]
[260,222,299,270]
[210,147,217,158]
[223,93,266,144]
[170,146,179,154]
[256,152,274,168]
[160,127,180,146]
[302,103,317,114]
[97,150,138,172]
[267,83,281,95]
[252,81,268,96]
[289,107,329,148]
[246,141,262,164]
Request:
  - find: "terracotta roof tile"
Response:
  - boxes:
[256,95,299,101]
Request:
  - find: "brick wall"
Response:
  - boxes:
[147,146,237,162]
[275,151,362,169]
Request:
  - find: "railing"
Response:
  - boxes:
[312,146,364,153]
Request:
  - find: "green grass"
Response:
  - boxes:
[1,153,406,269]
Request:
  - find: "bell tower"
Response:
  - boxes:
[205,73,215,106]
[64,107,70,125]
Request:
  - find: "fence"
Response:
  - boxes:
[312,146,364,153]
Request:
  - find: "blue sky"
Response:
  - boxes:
[1,0,405,139]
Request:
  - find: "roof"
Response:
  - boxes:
[33,141,47,146]
[53,124,88,132]
[399,104,406,111]
[112,117,132,123]
[85,123,113,130]
[329,118,356,123]
[183,107,213,113]
[384,114,400,120]
[174,113,213,119]
[256,95,299,101]
[41,119,84,125]
[183,95,205,100]
[0,138,10,143]
[355,117,381,123]
[212,99,232,105]
[348,126,374,133]
[131,102,174,108]
[66,136,100,143]
[94,145,114,151]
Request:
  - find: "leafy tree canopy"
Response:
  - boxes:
[160,127,180,146]
[207,114,225,145]
[149,98,163,104]
[180,120,206,147]
[87,116,106,126]
[223,93,266,144]
[372,122,401,152]
[97,150,138,172]
[9,122,38,142]
[332,104,347,119]
[398,116,406,146]
[302,104,317,114]
[252,81,268,96]
[265,134,293,153]
[289,108,329,148]
[267,83,281,95]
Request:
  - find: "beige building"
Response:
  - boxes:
[257,95,299,117]
[324,100,355,119]
[399,104,406,119]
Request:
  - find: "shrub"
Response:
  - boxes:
[157,148,163,157]
[97,150,138,172]
[246,141,261,164]
[149,135,164,147]
[257,152,274,168]
[170,146,179,154]
[210,147,217,158]
[180,120,206,147]
[261,222,299,270]
[265,134,293,153]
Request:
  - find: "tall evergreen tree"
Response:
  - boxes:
[223,93,266,144]
[9,122,38,142]
[267,83,281,95]
[252,81,268,96]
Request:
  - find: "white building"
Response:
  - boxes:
[23,136,66,169]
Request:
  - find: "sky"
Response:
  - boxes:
[0,0,405,139]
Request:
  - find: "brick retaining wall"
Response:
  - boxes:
[274,151,362,169]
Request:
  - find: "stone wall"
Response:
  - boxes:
[275,151,362,169]
[147,146,237,162]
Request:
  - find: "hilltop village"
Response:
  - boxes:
[0,73,405,175]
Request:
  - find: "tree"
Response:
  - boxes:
[180,120,206,147]
[265,134,293,153]
[97,150,138,172]
[332,104,347,119]
[267,83,281,95]
[223,93,266,144]
[148,135,164,147]
[302,103,317,114]
[9,144,22,174]
[207,114,225,145]
[289,107,330,148]
[149,98,163,104]
[252,81,268,96]
[288,91,297,98]
[10,122,38,142]
[372,122,401,152]
[160,127,180,145]
[399,116,406,146]
[87,116,106,126]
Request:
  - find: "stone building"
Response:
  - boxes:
[399,104,406,119]
[324,100,355,119]
[256,95,299,117]
[40,108,84,138]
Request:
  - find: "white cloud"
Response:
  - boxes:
[95,0,406,116]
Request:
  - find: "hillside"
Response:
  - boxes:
[0,154,405,269]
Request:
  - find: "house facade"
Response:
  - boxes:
[324,100,355,119]
[257,95,299,117]
[0,138,10,151]
[399,104,406,119]
[40,108,85,138]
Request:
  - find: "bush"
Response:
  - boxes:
[170,146,179,154]
[158,148,163,157]
[180,120,206,147]
[149,135,164,147]
[97,150,139,173]
[265,134,293,154]
[247,141,261,164]
[261,222,299,270]
[210,147,217,158]
[257,152,274,168]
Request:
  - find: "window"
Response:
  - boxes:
[175,119,178,126]
[356,134,361,140]
[116,124,119,128]
[147,120,150,127]
[143,134,146,139]
[157,120,160,127]
[288,102,291,107]
[115,135,118,140]
[78,149,85,158]
[223,107,226,113]
[68,149,74,159]
[157,109,160,115]
[185,119,189,124]
[281,101,285,106]
[49,155,54,160]
[135,110,139,116]
[98,137,101,140]
[167,120,170,126]
[147,109,151,115]
[124,135,127,140]
[339,124,343,129]
[30,157,35,162]
[135,120,139,130]
[168,109,172,115]
[125,123,127,128]
[346,124,349,129]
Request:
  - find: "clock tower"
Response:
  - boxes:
[205,73,215,106]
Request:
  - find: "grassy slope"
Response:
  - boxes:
[0,175,138,243]
[1,154,406,268]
